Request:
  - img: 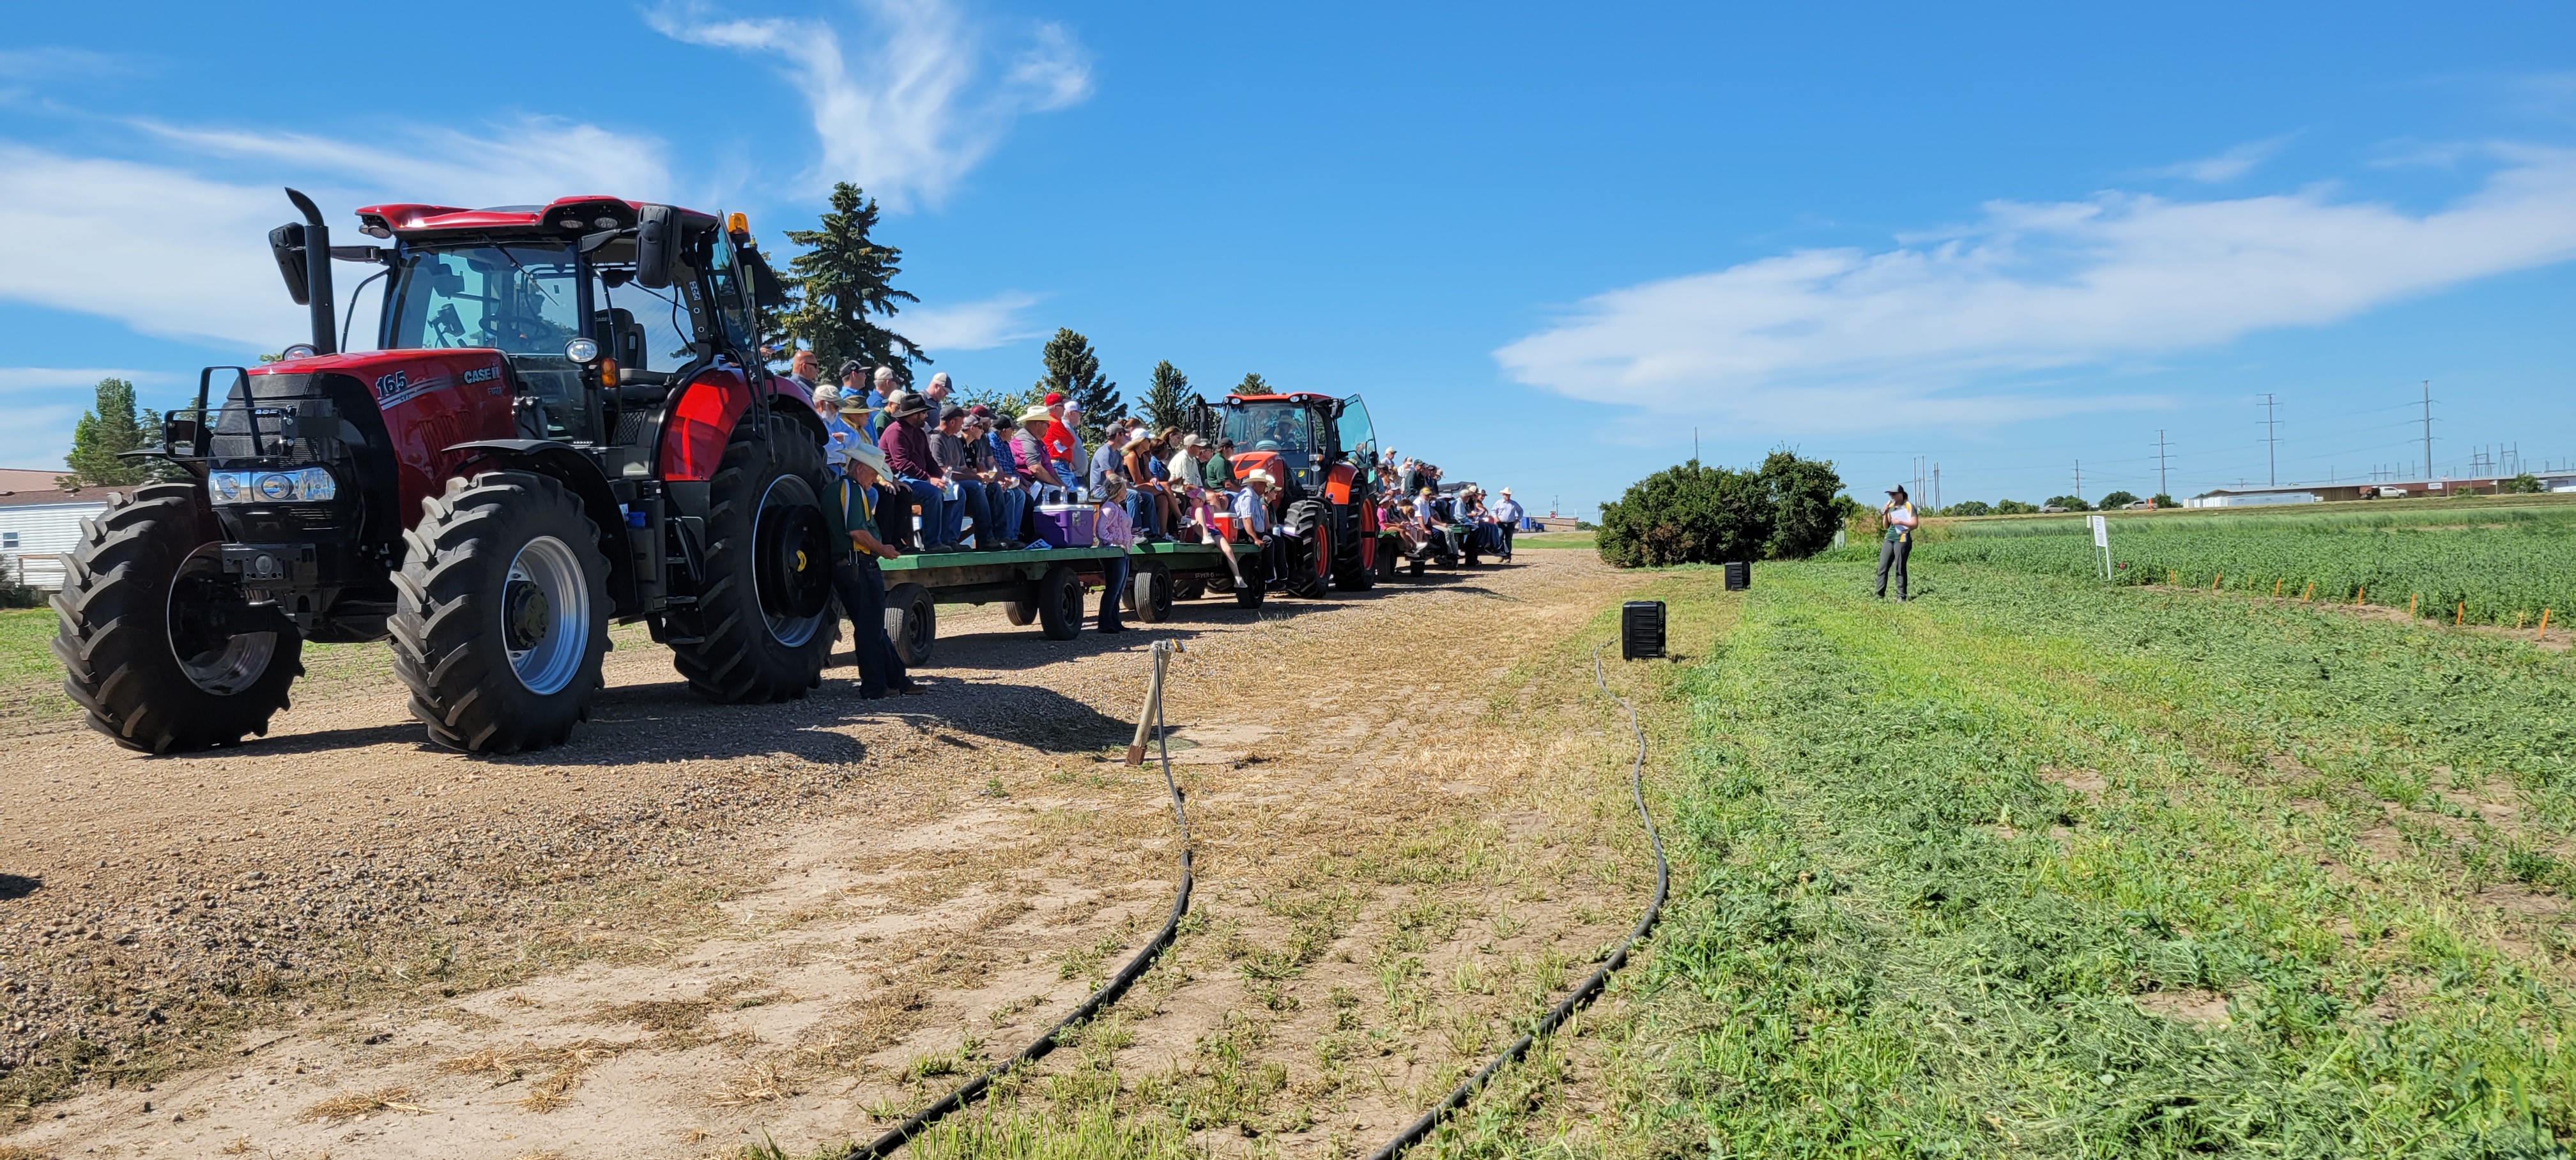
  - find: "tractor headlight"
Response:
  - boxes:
[209,468,336,504]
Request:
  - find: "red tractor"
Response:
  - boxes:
[1190,389,1384,597]
[54,190,839,754]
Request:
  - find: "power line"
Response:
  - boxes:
[2155,429,2170,499]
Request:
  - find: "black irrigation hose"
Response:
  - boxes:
[1367,641,1669,1160]
[845,641,1197,1159]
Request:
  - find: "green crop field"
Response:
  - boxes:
[1905,501,2576,627]
[1433,556,2576,1157]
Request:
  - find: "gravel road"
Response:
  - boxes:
[2,548,1650,1157]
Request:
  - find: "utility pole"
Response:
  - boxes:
[2155,429,2170,499]
[2260,393,2281,487]
[2420,380,2434,481]
[1933,462,1941,510]
[2073,459,2083,504]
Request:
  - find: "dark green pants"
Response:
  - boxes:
[1876,537,1911,599]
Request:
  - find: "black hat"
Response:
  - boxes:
[1888,484,1910,498]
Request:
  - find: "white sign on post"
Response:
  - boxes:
[2088,514,2111,578]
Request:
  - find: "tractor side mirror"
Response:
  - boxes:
[268,222,312,305]
[634,204,678,290]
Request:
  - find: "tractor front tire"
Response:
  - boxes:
[885,581,937,667]
[1232,550,1269,609]
[54,483,303,753]
[668,413,835,702]
[391,472,611,754]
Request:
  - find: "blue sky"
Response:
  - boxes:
[4,1,2573,512]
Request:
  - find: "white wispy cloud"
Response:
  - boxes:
[2149,135,2292,183]
[130,116,680,210]
[1494,146,2576,433]
[898,291,1041,351]
[650,0,1092,210]
[0,367,171,392]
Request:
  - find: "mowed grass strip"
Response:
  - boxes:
[1529,561,2576,1157]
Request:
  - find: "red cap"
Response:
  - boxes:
[1043,392,1064,406]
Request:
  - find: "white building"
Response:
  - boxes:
[0,468,109,592]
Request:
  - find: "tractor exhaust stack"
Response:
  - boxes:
[282,188,336,355]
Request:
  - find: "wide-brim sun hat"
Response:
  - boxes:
[1242,469,1275,487]
[1018,406,1055,427]
[838,395,871,415]
[846,440,889,477]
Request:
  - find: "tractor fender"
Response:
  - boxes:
[441,439,638,613]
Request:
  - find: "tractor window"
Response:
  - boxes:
[1338,395,1376,469]
[703,232,757,352]
[385,244,583,355]
[1222,403,1328,489]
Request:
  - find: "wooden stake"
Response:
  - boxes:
[2409,593,2418,616]
[2456,601,2465,627]
[2212,573,2223,591]
[2301,581,2315,602]
[2355,586,2365,606]
[2274,578,2283,598]
[2541,608,2552,641]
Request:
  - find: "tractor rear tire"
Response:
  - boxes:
[391,472,611,754]
[885,582,936,667]
[1035,565,1085,639]
[54,482,303,753]
[1333,539,1377,592]
[1128,560,1173,623]
[668,412,835,702]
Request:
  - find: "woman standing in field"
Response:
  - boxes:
[1877,484,1919,601]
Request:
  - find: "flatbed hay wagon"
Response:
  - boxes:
[877,538,1262,665]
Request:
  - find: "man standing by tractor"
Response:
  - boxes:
[828,441,919,697]
[1234,469,1286,584]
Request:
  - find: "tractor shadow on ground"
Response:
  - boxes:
[0,873,42,901]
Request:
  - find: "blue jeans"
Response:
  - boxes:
[951,481,997,547]
[1099,553,1129,629]
[988,485,1027,543]
[893,476,953,546]
[1126,491,1160,539]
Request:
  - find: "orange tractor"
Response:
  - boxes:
[1189,390,1386,597]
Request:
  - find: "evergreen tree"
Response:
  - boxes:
[782,183,928,387]
[61,378,169,488]
[1140,361,1192,434]
[1034,328,1123,443]
[1236,372,1269,395]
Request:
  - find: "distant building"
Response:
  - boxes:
[2187,471,2576,508]
[0,468,109,591]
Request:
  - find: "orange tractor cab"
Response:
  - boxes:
[1190,390,1386,597]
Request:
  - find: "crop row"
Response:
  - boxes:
[1913,517,2576,625]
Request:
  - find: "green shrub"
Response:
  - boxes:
[1595,451,1846,569]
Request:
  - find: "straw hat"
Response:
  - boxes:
[1017,406,1054,428]
[845,439,889,477]
[1243,469,1275,489]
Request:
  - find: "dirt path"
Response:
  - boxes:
[3,550,1654,1158]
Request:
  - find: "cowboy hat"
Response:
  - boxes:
[845,439,889,477]
[1018,406,1055,427]
[1242,469,1275,488]
[1499,487,1512,496]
